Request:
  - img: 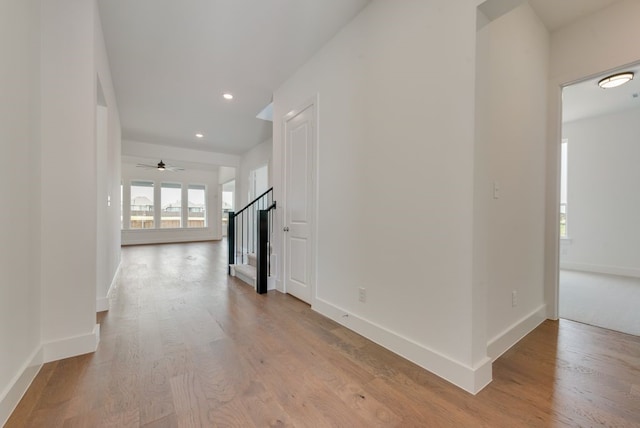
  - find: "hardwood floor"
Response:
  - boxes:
[6,241,640,427]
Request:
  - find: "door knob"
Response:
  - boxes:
[283,227,289,232]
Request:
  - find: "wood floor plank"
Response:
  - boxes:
[6,241,640,427]
[169,372,210,427]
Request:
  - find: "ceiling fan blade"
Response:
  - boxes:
[135,161,185,171]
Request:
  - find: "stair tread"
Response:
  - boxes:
[233,263,256,279]
[247,253,257,267]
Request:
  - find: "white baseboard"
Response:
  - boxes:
[121,229,217,246]
[1,324,101,425]
[0,346,43,427]
[560,262,640,279]
[96,262,121,313]
[312,298,493,394]
[42,324,100,363]
[487,304,547,361]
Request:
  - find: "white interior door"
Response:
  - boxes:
[284,103,315,303]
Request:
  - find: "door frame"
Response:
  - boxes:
[281,95,319,304]
[547,62,634,320]
[551,60,640,322]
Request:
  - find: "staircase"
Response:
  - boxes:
[230,253,258,287]
[227,188,276,294]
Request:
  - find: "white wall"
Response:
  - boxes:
[560,107,640,277]
[473,9,491,369]
[121,162,220,245]
[95,2,122,312]
[476,4,549,359]
[237,138,272,209]
[0,0,42,423]
[273,0,487,392]
[122,139,240,168]
[545,0,640,317]
[218,166,236,185]
[40,0,99,357]
[1,0,123,423]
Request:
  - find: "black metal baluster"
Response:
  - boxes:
[228,212,235,273]
[257,209,268,294]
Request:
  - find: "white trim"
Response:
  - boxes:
[42,324,100,363]
[487,304,547,361]
[560,262,640,279]
[0,347,43,427]
[313,298,493,394]
[96,262,121,312]
[545,79,563,321]
[121,229,218,246]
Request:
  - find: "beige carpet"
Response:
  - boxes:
[559,270,640,336]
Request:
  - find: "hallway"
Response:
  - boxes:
[7,241,640,426]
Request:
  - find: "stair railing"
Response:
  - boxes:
[227,187,275,294]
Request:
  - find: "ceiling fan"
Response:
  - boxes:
[135,160,184,172]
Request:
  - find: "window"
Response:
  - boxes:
[560,140,568,238]
[161,183,182,228]
[188,184,206,228]
[122,180,209,231]
[130,180,154,229]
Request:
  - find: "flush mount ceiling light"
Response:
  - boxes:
[598,72,634,89]
[223,93,234,100]
[195,133,204,138]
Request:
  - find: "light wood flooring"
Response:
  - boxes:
[6,241,640,427]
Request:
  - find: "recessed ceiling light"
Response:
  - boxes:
[223,93,234,100]
[195,133,204,138]
[598,72,634,89]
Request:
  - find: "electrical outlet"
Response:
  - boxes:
[511,290,517,307]
[358,287,366,303]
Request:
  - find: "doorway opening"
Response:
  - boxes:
[558,61,640,336]
[248,164,269,203]
[222,180,235,237]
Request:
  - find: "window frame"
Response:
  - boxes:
[160,182,183,229]
[129,180,155,229]
[187,184,207,228]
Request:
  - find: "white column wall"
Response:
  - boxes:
[1,1,123,422]
[476,4,549,359]
[40,0,99,355]
[274,0,486,392]
[95,0,122,312]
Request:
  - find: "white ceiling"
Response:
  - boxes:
[99,0,631,157]
[563,63,640,123]
[526,0,639,123]
[528,0,620,31]
[97,0,371,155]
